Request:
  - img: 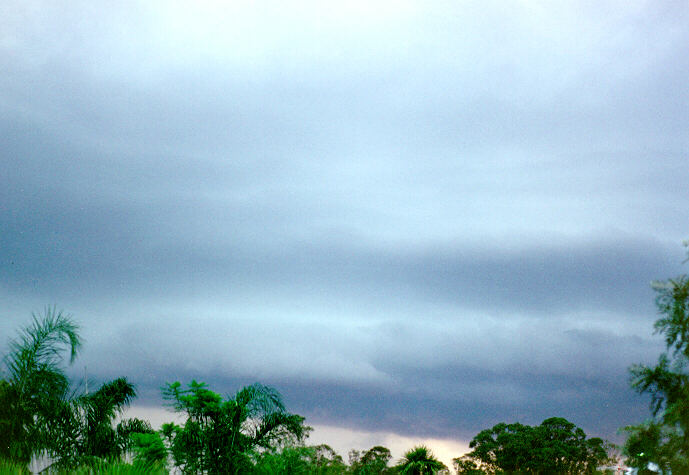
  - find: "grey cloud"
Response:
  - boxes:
[1,173,682,317]
[109,360,650,443]
[65,304,663,445]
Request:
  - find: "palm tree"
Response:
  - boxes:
[1,310,153,470]
[163,380,309,474]
[53,377,148,468]
[0,308,81,463]
[396,446,447,475]
[80,377,139,458]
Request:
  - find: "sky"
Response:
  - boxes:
[2,0,689,466]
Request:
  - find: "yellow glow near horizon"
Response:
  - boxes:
[308,423,471,470]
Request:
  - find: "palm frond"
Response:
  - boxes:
[4,307,81,386]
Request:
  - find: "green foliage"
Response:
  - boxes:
[453,455,486,474]
[251,443,348,474]
[252,445,315,474]
[66,458,168,474]
[162,380,309,474]
[0,379,20,462]
[460,417,614,474]
[308,444,347,474]
[50,377,150,469]
[0,458,31,474]
[395,446,447,475]
[623,256,689,472]
[350,445,393,474]
[0,308,81,463]
[622,420,687,473]
[654,275,689,357]
[129,432,168,468]
[117,417,157,456]
[81,378,138,458]
[0,310,154,472]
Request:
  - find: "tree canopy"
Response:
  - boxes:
[457,417,613,474]
[349,445,393,475]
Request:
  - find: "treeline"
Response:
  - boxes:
[2,245,688,474]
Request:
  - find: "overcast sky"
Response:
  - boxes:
[2,0,689,460]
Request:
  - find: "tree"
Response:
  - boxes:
[252,445,315,474]
[162,380,309,474]
[623,420,681,473]
[453,455,486,475]
[533,417,611,474]
[349,445,392,474]
[623,252,689,472]
[309,444,347,474]
[395,446,447,475]
[129,431,168,469]
[251,443,347,474]
[459,417,614,474]
[52,377,153,468]
[464,422,532,473]
[77,377,138,459]
[0,308,81,464]
[0,309,153,470]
